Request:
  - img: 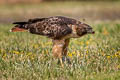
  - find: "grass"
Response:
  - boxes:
[0,23,120,80]
[0,1,120,79]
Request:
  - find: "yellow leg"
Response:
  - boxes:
[59,58,64,67]
[63,39,70,56]
[63,39,71,64]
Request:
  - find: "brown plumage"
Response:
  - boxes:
[10,16,95,66]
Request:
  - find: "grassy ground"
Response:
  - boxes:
[0,1,120,80]
[0,23,120,80]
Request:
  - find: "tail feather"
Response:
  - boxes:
[10,21,28,32]
[10,27,27,32]
[13,22,27,25]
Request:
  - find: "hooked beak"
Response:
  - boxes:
[87,30,95,34]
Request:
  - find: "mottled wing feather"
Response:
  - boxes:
[28,18,47,23]
[28,16,73,39]
[45,24,72,39]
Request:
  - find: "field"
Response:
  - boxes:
[0,1,120,80]
[0,23,120,80]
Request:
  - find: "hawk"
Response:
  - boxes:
[10,16,95,66]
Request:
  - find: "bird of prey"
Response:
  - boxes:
[10,16,95,66]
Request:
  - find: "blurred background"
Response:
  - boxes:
[0,0,120,24]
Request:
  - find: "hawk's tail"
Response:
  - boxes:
[10,22,28,32]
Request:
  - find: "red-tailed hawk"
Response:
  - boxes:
[10,16,95,66]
